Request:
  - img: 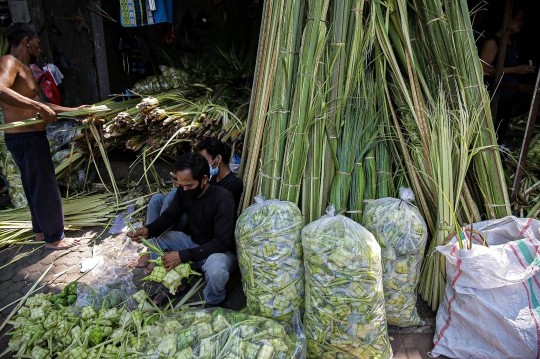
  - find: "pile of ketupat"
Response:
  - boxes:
[235,196,305,322]
[364,189,428,327]
[142,308,305,359]
[3,290,306,359]
[302,207,392,359]
[138,237,201,295]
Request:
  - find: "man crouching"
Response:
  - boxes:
[127,152,237,307]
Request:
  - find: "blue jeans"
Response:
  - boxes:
[147,189,186,231]
[150,233,237,305]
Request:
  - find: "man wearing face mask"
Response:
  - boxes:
[197,138,243,214]
[0,23,88,250]
[127,153,237,307]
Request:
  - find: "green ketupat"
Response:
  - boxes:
[235,196,304,322]
[302,206,392,359]
[363,188,428,327]
[140,238,201,294]
[141,307,306,358]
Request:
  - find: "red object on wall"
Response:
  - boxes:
[40,70,62,105]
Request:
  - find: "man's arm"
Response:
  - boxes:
[145,190,184,238]
[48,103,89,114]
[178,197,235,262]
[0,56,56,123]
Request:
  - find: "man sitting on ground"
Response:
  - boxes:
[197,138,244,213]
[138,138,245,296]
[145,137,244,232]
[128,153,237,307]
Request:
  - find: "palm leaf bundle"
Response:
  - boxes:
[0,193,131,248]
[371,0,507,309]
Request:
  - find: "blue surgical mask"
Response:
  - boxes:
[209,158,219,177]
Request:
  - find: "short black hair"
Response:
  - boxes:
[173,152,210,183]
[6,23,37,47]
[197,138,232,164]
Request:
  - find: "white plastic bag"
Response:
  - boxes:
[431,216,540,359]
[302,206,392,359]
[235,195,304,321]
[364,188,428,326]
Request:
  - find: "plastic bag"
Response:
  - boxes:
[46,120,81,152]
[141,307,306,359]
[363,188,428,326]
[73,236,144,313]
[302,206,392,359]
[131,65,190,95]
[235,195,304,321]
[40,69,62,105]
[431,216,540,359]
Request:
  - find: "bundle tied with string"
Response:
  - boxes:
[302,206,392,359]
[235,195,304,322]
[363,188,428,327]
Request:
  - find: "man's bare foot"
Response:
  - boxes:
[144,262,155,276]
[34,233,44,241]
[136,253,150,268]
[45,238,80,250]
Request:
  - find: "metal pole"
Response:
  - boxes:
[490,0,514,122]
[511,70,540,203]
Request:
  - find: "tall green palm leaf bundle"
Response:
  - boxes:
[372,0,504,309]
[241,0,288,210]
[331,75,378,219]
[278,0,332,204]
[259,0,305,199]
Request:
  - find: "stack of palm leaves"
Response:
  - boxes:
[0,193,131,248]
[72,85,249,158]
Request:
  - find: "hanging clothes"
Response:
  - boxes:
[119,0,155,27]
[152,0,173,24]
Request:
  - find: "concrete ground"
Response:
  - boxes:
[0,227,446,358]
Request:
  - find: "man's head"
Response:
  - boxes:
[7,22,40,63]
[173,153,210,198]
[197,138,232,177]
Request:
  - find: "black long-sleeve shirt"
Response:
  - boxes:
[145,185,236,262]
[210,172,244,213]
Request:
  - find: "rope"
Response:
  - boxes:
[259,172,281,180]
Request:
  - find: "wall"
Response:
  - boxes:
[9,0,110,106]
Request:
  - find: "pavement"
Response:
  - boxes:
[0,226,446,358]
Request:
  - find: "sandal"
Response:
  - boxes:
[152,282,192,307]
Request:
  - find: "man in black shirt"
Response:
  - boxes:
[197,138,244,214]
[128,153,237,307]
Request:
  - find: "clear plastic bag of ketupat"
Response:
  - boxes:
[302,206,392,359]
[363,188,428,327]
[141,307,307,359]
[235,195,305,322]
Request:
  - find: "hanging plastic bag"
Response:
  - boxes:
[363,188,428,326]
[302,206,392,359]
[431,216,540,359]
[43,63,64,85]
[142,307,306,359]
[235,195,304,322]
[40,69,62,105]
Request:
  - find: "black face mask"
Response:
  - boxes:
[183,182,204,199]
[27,46,37,64]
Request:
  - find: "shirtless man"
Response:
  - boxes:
[0,23,86,249]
